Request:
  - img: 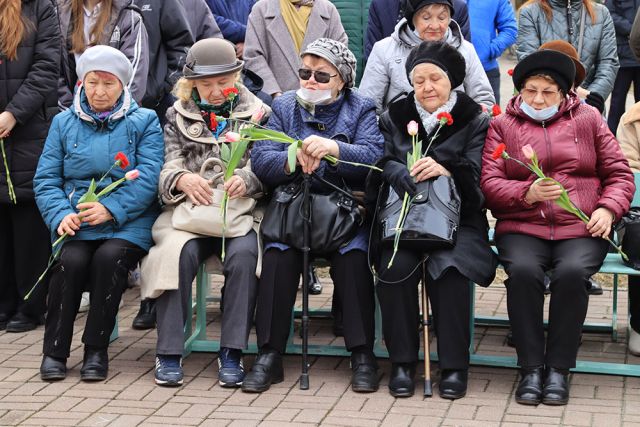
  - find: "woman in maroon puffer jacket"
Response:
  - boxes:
[481,50,635,407]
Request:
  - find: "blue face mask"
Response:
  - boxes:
[520,100,559,122]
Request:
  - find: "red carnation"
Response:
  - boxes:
[492,143,507,160]
[507,69,514,76]
[222,87,239,98]
[491,104,502,117]
[114,152,129,169]
[436,112,453,126]
[210,113,218,131]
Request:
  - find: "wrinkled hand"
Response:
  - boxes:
[57,213,82,236]
[296,148,322,174]
[587,207,614,238]
[224,175,247,199]
[235,42,244,59]
[382,161,417,197]
[525,179,563,204]
[410,156,450,182]
[176,173,214,206]
[0,111,17,138]
[77,202,113,226]
[302,135,339,160]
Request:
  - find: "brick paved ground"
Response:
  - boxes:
[2,56,638,427]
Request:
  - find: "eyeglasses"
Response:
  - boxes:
[521,87,561,101]
[298,68,337,84]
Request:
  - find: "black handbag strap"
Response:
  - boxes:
[310,172,359,202]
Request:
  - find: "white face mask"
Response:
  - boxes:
[520,100,559,122]
[296,87,333,105]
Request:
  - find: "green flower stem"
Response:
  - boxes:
[1,138,16,204]
[388,191,411,268]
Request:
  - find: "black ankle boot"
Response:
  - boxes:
[80,347,109,381]
[542,367,569,405]
[515,366,543,405]
[350,351,378,393]
[439,369,468,400]
[40,355,67,381]
[388,363,416,397]
[132,299,156,330]
[241,349,284,393]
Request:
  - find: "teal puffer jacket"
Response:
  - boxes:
[34,88,164,251]
[516,0,619,99]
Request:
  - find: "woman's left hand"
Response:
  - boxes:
[0,111,17,138]
[587,207,614,238]
[410,157,451,182]
[77,202,113,226]
[302,135,339,160]
[224,175,247,199]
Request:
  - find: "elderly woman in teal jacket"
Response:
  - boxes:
[33,46,164,382]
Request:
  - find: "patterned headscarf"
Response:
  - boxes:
[300,38,357,88]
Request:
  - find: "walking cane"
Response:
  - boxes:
[422,263,432,397]
[299,172,311,390]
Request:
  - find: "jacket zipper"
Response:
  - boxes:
[542,120,555,240]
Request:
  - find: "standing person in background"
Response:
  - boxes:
[516,0,619,115]
[184,0,223,41]
[205,0,256,58]
[467,0,517,105]
[129,0,193,331]
[364,0,471,60]
[243,0,347,99]
[0,0,60,333]
[606,0,640,134]
[56,0,149,108]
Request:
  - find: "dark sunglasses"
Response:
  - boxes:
[298,68,337,84]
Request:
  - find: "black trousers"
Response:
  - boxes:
[486,67,501,106]
[629,276,640,333]
[0,202,50,319]
[43,239,146,359]
[376,248,471,369]
[497,234,608,369]
[255,248,375,354]
[608,67,640,134]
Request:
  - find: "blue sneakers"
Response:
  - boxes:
[155,355,183,386]
[218,347,244,387]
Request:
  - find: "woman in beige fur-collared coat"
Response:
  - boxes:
[140,38,270,388]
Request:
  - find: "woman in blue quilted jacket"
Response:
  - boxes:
[34,46,164,383]
[244,39,384,394]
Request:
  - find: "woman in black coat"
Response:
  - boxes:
[368,41,496,399]
[0,0,61,332]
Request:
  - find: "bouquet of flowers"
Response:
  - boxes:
[0,138,16,204]
[492,142,627,260]
[387,112,453,268]
[26,152,140,300]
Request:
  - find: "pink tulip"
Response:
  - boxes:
[250,108,265,123]
[407,120,419,136]
[522,144,535,160]
[225,131,241,143]
[125,169,140,180]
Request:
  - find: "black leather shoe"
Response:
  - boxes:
[308,267,322,295]
[350,351,378,393]
[587,278,604,296]
[388,363,415,397]
[132,299,156,330]
[241,350,284,393]
[80,347,109,381]
[542,367,569,405]
[6,312,42,333]
[439,369,468,400]
[515,366,543,405]
[40,356,67,381]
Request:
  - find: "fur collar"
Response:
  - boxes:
[388,91,482,149]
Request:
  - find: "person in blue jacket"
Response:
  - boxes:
[205,0,256,58]
[364,0,471,60]
[33,46,164,383]
[467,0,517,105]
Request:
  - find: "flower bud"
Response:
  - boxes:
[225,131,241,143]
[125,169,140,180]
[522,144,535,160]
[407,120,419,136]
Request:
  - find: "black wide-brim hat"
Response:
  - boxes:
[512,50,576,95]
[405,40,466,89]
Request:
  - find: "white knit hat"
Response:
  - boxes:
[76,45,133,86]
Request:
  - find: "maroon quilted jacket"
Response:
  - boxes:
[481,92,635,240]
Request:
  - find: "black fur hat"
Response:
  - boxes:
[512,50,576,95]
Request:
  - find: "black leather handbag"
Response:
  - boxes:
[261,173,363,254]
[379,175,461,251]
